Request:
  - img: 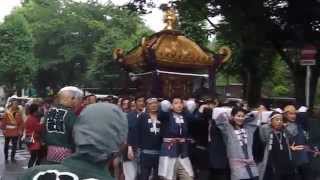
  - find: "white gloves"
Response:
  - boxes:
[160,100,171,112]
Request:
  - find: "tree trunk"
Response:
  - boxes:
[310,66,320,108]
[247,71,262,107]
[120,71,130,95]
[241,71,248,100]
[293,69,306,106]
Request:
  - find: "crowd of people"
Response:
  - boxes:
[0,86,320,180]
[114,96,320,180]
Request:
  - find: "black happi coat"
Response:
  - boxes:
[135,112,162,167]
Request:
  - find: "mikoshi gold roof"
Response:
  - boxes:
[113,8,231,71]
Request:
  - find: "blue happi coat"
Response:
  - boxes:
[158,110,197,158]
[132,112,163,167]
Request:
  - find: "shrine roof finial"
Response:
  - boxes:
[161,4,177,30]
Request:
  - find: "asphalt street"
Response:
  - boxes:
[0,136,29,180]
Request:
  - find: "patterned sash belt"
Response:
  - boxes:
[230,158,256,166]
[141,149,160,155]
[163,138,193,143]
[163,138,193,150]
[6,125,17,129]
[47,145,73,163]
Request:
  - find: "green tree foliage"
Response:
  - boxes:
[0,13,36,93]
[12,0,152,95]
[171,2,210,46]
[263,56,292,97]
[87,20,153,93]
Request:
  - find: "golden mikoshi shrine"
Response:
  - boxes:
[114,8,231,98]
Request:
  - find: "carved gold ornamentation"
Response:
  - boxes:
[218,46,232,63]
[113,48,124,62]
[163,8,177,30]
[114,8,232,69]
[113,7,232,99]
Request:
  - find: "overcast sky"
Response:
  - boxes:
[0,0,170,31]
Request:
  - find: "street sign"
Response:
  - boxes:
[300,44,318,107]
[300,45,317,66]
[300,60,316,66]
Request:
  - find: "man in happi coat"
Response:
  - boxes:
[122,96,145,180]
[42,86,82,164]
[19,103,128,180]
[158,97,197,180]
[129,98,162,180]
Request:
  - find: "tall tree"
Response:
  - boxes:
[15,0,152,95]
[87,16,153,93]
[0,13,36,95]
[18,0,109,94]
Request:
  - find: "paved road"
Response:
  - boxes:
[0,136,29,180]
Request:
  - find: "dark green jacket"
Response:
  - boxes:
[23,103,128,180]
[43,105,77,150]
[19,155,113,180]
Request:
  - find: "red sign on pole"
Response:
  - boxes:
[300,45,317,66]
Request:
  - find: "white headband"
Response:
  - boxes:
[147,98,158,104]
[269,114,282,121]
